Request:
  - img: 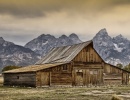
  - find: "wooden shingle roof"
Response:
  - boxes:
[36,40,92,64]
[3,62,67,73]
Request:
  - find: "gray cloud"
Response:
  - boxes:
[0,31,39,46]
[0,0,130,18]
[0,0,130,45]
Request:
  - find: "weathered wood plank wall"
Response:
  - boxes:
[72,44,104,86]
[104,64,125,85]
[4,73,36,87]
[36,64,72,86]
[73,44,103,63]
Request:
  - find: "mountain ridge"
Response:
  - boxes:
[93,29,130,66]
[0,30,130,71]
[24,33,82,56]
[0,37,40,70]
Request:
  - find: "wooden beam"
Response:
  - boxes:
[74,61,102,64]
[49,72,51,86]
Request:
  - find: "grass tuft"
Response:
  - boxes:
[111,95,123,100]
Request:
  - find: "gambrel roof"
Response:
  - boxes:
[36,40,92,64]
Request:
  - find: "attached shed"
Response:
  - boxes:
[3,41,130,87]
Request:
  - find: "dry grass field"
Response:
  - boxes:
[0,74,3,86]
[0,76,130,100]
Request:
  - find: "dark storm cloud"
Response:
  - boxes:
[0,0,130,18]
[0,0,130,45]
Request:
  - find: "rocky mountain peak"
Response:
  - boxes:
[59,35,68,39]
[69,33,79,39]
[114,34,125,39]
[0,37,14,46]
[0,38,40,70]
[97,28,108,36]
[0,37,4,40]
[25,33,82,56]
[69,33,82,44]
[113,34,129,44]
[118,34,123,38]
[37,34,55,40]
[0,37,5,43]
[93,29,130,66]
[93,28,113,46]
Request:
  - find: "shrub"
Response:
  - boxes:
[2,65,22,72]
[123,63,130,72]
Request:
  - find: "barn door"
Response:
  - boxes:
[122,72,127,85]
[76,72,83,86]
[41,72,50,86]
[89,70,98,85]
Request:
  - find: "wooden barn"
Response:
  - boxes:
[3,40,130,87]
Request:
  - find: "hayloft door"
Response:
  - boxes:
[41,72,50,86]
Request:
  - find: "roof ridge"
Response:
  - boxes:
[36,40,92,64]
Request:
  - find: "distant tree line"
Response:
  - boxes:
[116,63,130,72]
[2,65,22,72]
[123,64,130,72]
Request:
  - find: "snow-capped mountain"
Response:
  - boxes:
[93,28,130,66]
[25,33,82,56]
[0,37,40,69]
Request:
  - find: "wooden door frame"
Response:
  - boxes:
[40,72,50,86]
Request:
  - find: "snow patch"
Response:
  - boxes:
[42,41,48,46]
[113,43,123,52]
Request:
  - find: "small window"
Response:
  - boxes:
[63,65,67,70]
[17,76,19,79]
[90,70,98,75]
[94,70,98,74]
[90,71,93,75]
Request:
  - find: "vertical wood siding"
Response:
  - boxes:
[72,43,104,86]
[73,44,103,63]
[103,64,124,85]
[36,63,72,86]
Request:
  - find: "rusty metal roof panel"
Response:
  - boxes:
[36,40,92,64]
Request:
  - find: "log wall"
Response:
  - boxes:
[4,73,36,87]
[51,63,72,85]
[36,63,72,86]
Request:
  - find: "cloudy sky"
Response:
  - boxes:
[0,0,130,46]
